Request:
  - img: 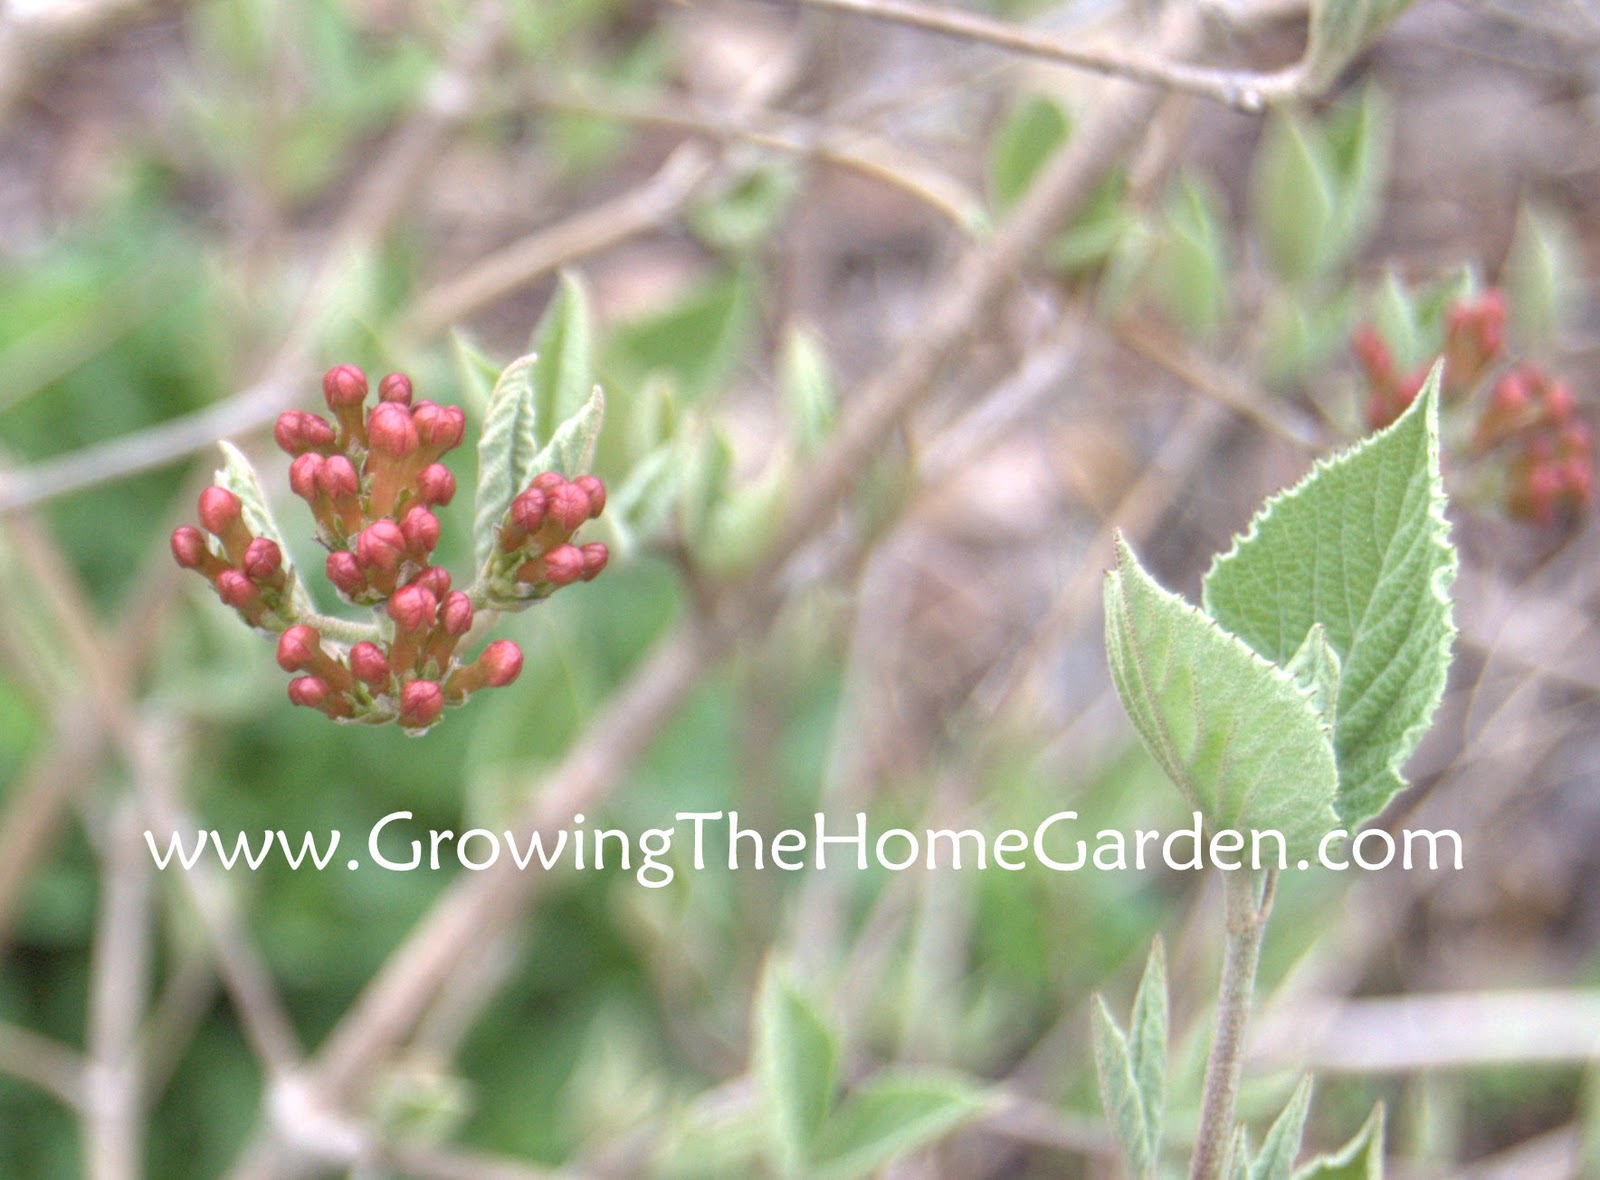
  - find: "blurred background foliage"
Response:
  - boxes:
[2,0,1600,1177]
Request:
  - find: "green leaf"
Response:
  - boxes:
[1370,270,1424,370]
[677,424,734,540]
[988,95,1070,212]
[1202,369,1456,829]
[780,325,838,456]
[808,1073,987,1180]
[1092,995,1153,1179]
[755,970,838,1170]
[1151,173,1231,339]
[449,330,501,417]
[605,440,682,556]
[1323,86,1392,274]
[1128,939,1168,1168]
[1285,624,1341,728]
[1253,1076,1315,1180]
[530,272,596,429]
[529,382,605,483]
[214,441,313,616]
[1294,1104,1384,1179]
[603,270,755,404]
[1304,0,1418,93]
[691,162,799,252]
[702,457,791,578]
[1253,113,1337,285]
[1104,537,1340,858]
[1228,1126,1255,1180]
[472,353,539,570]
[1505,201,1577,349]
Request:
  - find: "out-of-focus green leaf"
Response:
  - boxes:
[1253,1076,1314,1180]
[808,1073,988,1180]
[1253,113,1338,284]
[1304,0,1418,93]
[603,270,756,405]
[1150,173,1231,340]
[756,968,839,1171]
[1505,201,1578,348]
[1293,1104,1384,1178]
[988,94,1071,212]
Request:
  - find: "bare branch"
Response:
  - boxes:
[0,1021,88,1110]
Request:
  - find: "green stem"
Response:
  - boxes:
[296,610,383,646]
[1188,867,1276,1180]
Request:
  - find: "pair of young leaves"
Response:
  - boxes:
[1105,366,1457,862]
[1094,942,1385,1180]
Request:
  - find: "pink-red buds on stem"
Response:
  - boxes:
[173,363,609,730]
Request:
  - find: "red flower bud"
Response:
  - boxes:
[575,474,606,518]
[274,410,307,455]
[317,454,361,500]
[387,584,438,633]
[356,519,406,574]
[440,591,474,637]
[349,641,392,690]
[1351,324,1392,383]
[541,544,585,586]
[216,569,258,609]
[378,372,413,405]
[243,537,283,582]
[301,412,338,451]
[546,480,591,533]
[198,486,243,537]
[506,488,547,542]
[1543,380,1575,425]
[171,526,212,570]
[580,542,608,581]
[480,640,523,687]
[416,463,456,507]
[326,550,366,598]
[277,625,324,673]
[367,402,419,458]
[399,679,444,729]
[414,566,452,599]
[323,364,368,410]
[289,453,325,503]
[531,472,565,495]
[288,676,331,709]
[400,506,441,557]
[412,401,465,455]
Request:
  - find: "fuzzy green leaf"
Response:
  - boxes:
[1506,202,1577,349]
[780,326,838,456]
[1294,1105,1384,1179]
[1202,369,1456,829]
[755,970,838,1171]
[1285,624,1341,729]
[1128,940,1168,1168]
[529,382,605,483]
[1228,1127,1255,1180]
[1104,538,1340,858]
[1304,0,1418,92]
[1253,113,1337,285]
[530,272,595,429]
[808,1073,987,1180]
[1254,1077,1315,1180]
[472,353,539,570]
[1093,995,1153,1178]
[989,94,1070,212]
[214,442,313,616]
[1152,173,1230,339]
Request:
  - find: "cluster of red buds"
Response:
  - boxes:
[171,365,609,733]
[1352,288,1591,525]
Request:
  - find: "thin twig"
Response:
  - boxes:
[767,0,1305,112]
[84,798,151,1180]
[0,1020,88,1110]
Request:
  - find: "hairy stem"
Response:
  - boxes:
[1189,868,1276,1180]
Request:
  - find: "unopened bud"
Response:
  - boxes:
[412,401,466,455]
[503,488,548,550]
[216,569,258,609]
[326,550,366,598]
[356,519,407,574]
[318,454,361,500]
[1543,380,1575,424]
[440,591,474,637]
[290,453,325,503]
[546,480,590,533]
[198,486,243,537]
[277,625,324,673]
[574,474,606,518]
[388,584,438,633]
[171,526,212,570]
[580,542,608,581]
[414,566,452,599]
[274,410,307,455]
[416,463,456,507]
[541,544,585,587]
[400,506,441,557]
[399,679,444,729]
[243,537,283,583]
[480,640,523,687]
[378,372,413,405]
[323,364,368,410]
[367,402,419,458]
[349,641,392,690]
[288,676,331,709]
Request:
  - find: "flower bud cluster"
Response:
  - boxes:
[480,471,609,606]
[170,488,296,631]
[1352,288,1590,525]
[172,365,608,733]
